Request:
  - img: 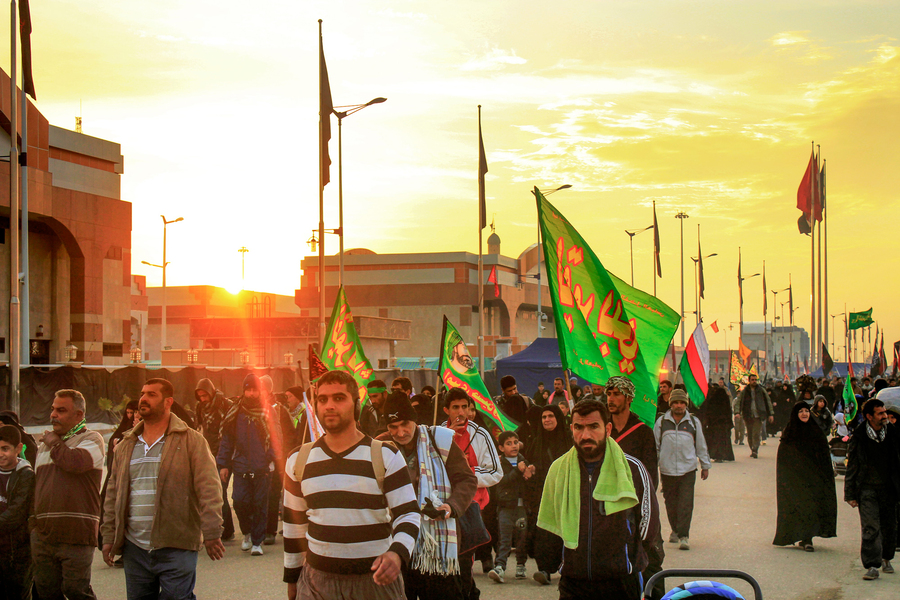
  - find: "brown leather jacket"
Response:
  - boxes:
[101,414,223,554]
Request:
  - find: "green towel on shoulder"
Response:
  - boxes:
[536,437,638,549]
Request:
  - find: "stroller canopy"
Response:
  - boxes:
[661,580,745,600]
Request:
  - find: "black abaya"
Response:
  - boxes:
[773,402,837,546]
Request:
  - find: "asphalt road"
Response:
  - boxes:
[89,436,899,599]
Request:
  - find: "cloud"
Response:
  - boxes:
[460,48,527,71]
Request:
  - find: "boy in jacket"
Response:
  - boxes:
[0,425,35,599]
[489,431,535,583]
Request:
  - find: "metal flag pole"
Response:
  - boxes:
[822,158,828,362]
[20,72,28,366]
[8,0,21,411]
[816,146,823,372]
[809,141,816,369]
[317,20,327,347]
[477,105,485,375]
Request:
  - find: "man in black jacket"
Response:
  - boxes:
[537,399,659,600]
[845,398,900,580]
[195,379,234,541]
[607,376,663,599]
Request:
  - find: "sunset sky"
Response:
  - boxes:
[20,0,900,354]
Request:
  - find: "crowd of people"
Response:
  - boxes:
[0,368,899,599]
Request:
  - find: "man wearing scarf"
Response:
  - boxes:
[195,379,235,541]
[32,389,105,600]
[845,398,900,580]
[537,398,659,600]
[378,392,477,599]
[217,374,275,556]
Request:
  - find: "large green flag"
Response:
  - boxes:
[438,316,517,433]
[842,373,858,421]
[536,188,681,426]
[849,308,874,331]
[320,287,377,406]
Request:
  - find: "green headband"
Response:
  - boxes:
[367,386,387,394]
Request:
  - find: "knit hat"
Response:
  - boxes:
[286,386,306,400]
[606,376,635,399]
[260,375,275,394]
[382,391,418,424]
[243,373,261,391]
[669,389,689,405]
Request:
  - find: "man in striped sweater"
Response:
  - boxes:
[283,370,421,600]
[32,389,105,600]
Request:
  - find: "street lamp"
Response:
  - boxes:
[65,343,79,363]
[690,253,717,326]
[532,185,571,339]
[284,351,294,366]
[239,348,251,366]
[130,346,142,364]
[333,97,387,288]
[187,348,199,365]
[143,215,183,358]
[625,225,653,287]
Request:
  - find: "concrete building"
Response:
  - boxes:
[1,69,130,365]
[295,232,556,360]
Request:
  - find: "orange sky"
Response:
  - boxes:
[17,1,900,354]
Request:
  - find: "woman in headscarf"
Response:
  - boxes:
[702,383,734,462]
[523,404,573,583]
[772,382,796,434]
[810,395,833,436]
[773,402,837,551]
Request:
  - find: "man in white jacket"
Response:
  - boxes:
[442,386,502,599]
[654,389,711,552]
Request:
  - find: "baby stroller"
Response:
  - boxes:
[644,569,763,599]
[829,436,849,476]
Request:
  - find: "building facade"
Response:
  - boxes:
[1,69,130,365]
[294,235,557,360]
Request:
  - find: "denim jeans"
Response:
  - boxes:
[494,506,527,570]
[122,539,199,600]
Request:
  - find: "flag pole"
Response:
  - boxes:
[8,0,21,412]
[763,260,767,375]
[816,146,823,373]
[809,141,816,370]
[822,159,828,364]
[652,200,657,297]
[477,105,485,376]
[317,19,327,347]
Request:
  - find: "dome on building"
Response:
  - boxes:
[487,232,501,246]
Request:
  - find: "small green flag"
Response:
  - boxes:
[848,308,874,331]
[438,316,516,432]
[842,374,858,421]
[536,188,681,426]
[320,287,377,406]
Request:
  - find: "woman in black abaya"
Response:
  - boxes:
[773,401,837,551]
[524,404,573,582]
[702,384,734,462]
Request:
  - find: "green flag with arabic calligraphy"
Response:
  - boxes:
[438,316,517,432]
[848,308,873,331]
[320,287,376,406]
[536,188,681,426]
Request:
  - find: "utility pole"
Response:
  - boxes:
[238,247,249,286]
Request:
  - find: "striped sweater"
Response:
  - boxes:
[34,428,105,546]
[282,435,421,581]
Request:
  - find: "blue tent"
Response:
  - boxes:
[809,362,871,378]
[495,338,590,398]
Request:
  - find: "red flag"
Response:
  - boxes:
[487,265,499,297]
[739,337,752,366]
[308,344,328,382]
[710,320,719,333]
[848,360,855,379]
[796,148,821,232]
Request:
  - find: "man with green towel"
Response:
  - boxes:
[536,398,660,600]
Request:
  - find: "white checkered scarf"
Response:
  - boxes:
[410,425,459,575]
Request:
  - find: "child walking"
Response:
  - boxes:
[489,431,535,583]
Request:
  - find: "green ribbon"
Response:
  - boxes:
[367,386,387,394]
[62,418,87,442]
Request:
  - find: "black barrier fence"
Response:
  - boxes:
[0,366,482,428]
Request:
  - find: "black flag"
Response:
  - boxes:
[821,343,834,376]
[20,0,36,99]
